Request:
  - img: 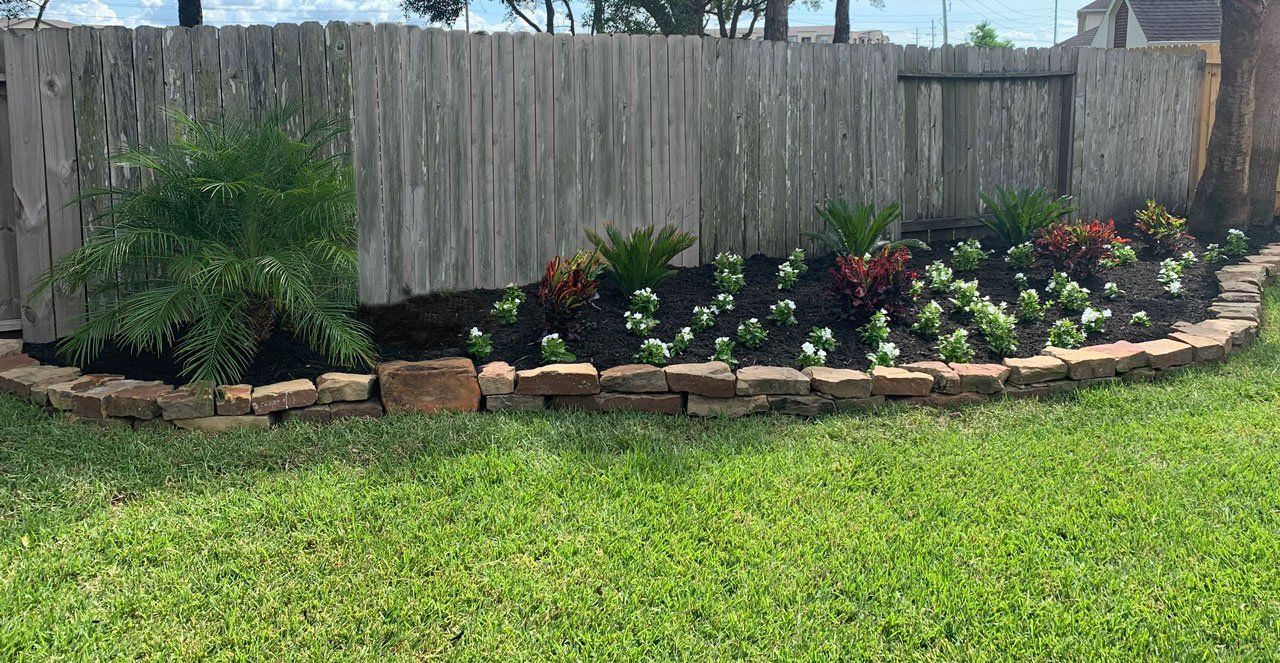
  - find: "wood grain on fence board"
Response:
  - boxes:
[0,46,17,324]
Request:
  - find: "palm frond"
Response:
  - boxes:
[805,199,928,257]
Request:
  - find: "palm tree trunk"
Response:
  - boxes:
[1190,0,1267,234]
[762,0,787,41]
[1246,3,1280,226]
[833,0,850,43]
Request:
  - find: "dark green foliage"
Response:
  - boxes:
[806,199,928,258]
[978,187,1078,246]
[585,224,697,293]
[39,108,375,386]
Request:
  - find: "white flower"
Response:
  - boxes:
[469,327,484,338]
[801,342,816,354]
[541,333,560,344]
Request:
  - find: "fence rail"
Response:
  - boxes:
[2,23,1205,340]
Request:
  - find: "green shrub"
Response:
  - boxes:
[585,224,697,293]
[978,187,1076,246]
[39,108,374,386]
[807,199,928,257]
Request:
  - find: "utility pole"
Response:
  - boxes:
[930,19,936,47]
[941,0,948,45]
[915,27,919,45]
[1053,0,1058,43]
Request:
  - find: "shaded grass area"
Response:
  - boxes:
[3,293,1280,658]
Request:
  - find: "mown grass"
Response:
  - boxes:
[2,293,1280,659]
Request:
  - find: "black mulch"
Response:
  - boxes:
[24,222,1278,386]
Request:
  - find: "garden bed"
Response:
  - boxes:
[25,222,1275,384]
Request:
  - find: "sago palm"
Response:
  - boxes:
[39,107,376,386]
[806,199,928,257]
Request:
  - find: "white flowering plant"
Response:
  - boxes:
[692,305,716,331]
[1202,243,1225,263]
[624,311,658,336]
[715,269,745,294]
[1224,228,1249,259]
[860,309,891,345]
[1178,250,1199,270]
[714,252,745,273]
[1101,282,1123,300]
[1017,289,1046,322]
[1080,306,1111,334]
[1101,242,1137,268]
[975,302,1018,356]
[1046,271,1071,296]
[1013,272,1030,291]
[466,327,493,359]
[925,261,954,290]
[951,239,990,272]
[912,300,944,338]
[1047,319,1086,349]
[737,318,768,348]
[1129,310,1152,327]
[798,342,827,369]
[629,287,660,315]
[937,328,974,364]
[541,334,575,363]
[671,327,695,354]
[808,326,837,352]
[711,336,738,367]
[711,293,735,313]
[634,338,672,366]
[776,262,799,290]
[908,278,925,300]
[1005,242,1035,269]
[491,284,525,325]
[768,299,798,326]
[1165,278,1184,297]
[866,341,900,369]
[1054,281,1091,313]
[948,279,983,313]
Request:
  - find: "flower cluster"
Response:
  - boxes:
[776,262,800,291]
[860,309,891,345]
[1013,272,1030,290]
[491,284,525,325]
[467,327,493,359]
[1129,311,1152,327]
[951,239,990,273]
[1224,228,1250,259]
[911,300,944,338]
[541,333,575,363]
[692,305,717,331]
[711,336,738,367]
[948,279,983,314]
[634,338,671,366]
[808,326,837,352]
[768,299,797,325]
[1202,243,1224,263]
[1017,289,1046,322]
[1005,242,1035,269]
[714,252,745,294]
[1047,319,1086,349]
[1101,282,1123,300]
[925,261,954,290]
[671,327,695,354]
[866,341,900,369]
[1054,281,1091,313]
[1178,250,1199,270]
[737,318,768,348]
[1080,306,1111,334]
[630,287,660,315]
[974,300,1018,356]
[1157,258,1183,297]
[624,311,658,336]
[712,292,735,313]
[1100,242,1138,269]
[798,342,827,368]
[937,328,974,364]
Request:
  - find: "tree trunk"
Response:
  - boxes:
[545,0,556,33]
[1190,0,1267,234]
[833,0,849,43]
[762,0,787,41]
[1246,3,1280,226]
[178,0,202,27]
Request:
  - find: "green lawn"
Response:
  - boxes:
[3,294,1280,659]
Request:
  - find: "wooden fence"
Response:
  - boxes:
[2,23,1205,340]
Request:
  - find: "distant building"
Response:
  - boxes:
[0,17,76,29]
[1058,0,1220,48]
[712,25,890,44]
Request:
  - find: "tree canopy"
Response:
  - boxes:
[966,20,1014,48]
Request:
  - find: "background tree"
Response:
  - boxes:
[0,0,53,28]
[1190,0,1268,232]
[966,20,1013,48]
[833,0,882,43]
[1245,2,1280,226]
[178,0,200,27]
[402,0,566,33]
[762,0,786,40]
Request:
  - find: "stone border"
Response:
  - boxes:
[1,244,1276,430]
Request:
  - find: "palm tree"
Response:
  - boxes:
[1246,2,1280,226]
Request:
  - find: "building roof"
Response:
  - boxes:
[1128,0,1220,43]
[1057,25,1099,47]
[0,17,76,29]
[1079,0,1111,12]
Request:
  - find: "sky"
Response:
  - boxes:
[40,0,1083,49]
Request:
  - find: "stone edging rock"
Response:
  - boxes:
[1,244,1276,430]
